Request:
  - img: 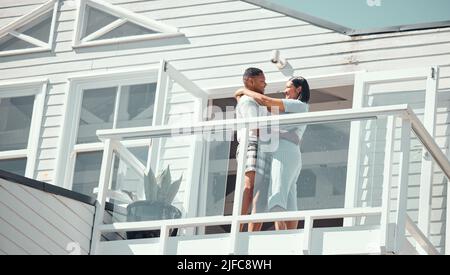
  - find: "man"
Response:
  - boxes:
[235,67,268,232]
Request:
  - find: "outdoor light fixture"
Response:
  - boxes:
[270,49,287,69]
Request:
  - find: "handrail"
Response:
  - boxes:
[97,104,409,140]
[406,108,450,180]
[405,215,439,255]
[96,104,450,184]
[98,207,382,233]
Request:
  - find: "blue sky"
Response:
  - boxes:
[259,0,450,30]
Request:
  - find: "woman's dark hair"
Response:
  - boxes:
[290,76,310,103]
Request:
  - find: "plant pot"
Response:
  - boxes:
[126,200,182,239]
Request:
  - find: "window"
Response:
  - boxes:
[73,0,183,47]
[0,0,58,57]
[0,80,46,177]
[58,69,163,197]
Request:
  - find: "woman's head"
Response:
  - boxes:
[284,76,310,103]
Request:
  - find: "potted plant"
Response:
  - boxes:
[126,165,182,239]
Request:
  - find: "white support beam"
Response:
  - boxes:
[90,139,114,255]
[159,225,169,255]
[303,216,313,255]
[418,66,439,241]
[344,72,365,227]
[229,128,249,255]
[380,116,395,253]
[165,62,208,99]
[394,119,411,254]
[112,140,146,178]
[8,31,48,48]
[82,18,127,43]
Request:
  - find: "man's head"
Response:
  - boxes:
[243,67,266,94]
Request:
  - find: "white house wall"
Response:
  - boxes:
[0,178,95,255]
[1,0,450,253]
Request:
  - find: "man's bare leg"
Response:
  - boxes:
[248,190,263,232]
[240,171,255,232]
[275,221,287,231]
[286,221,299,230]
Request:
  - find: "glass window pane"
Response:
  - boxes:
[111,146,149,203]
[76,87,117,144]
[97,22,158,40]
[0,95,34,151]
[20,11,52,43]
[116,83,157,128]
[0,158,27,176]
[0,34,36,51]
[83,6,118,38]
[72,151,103,197]
[205,140,231,216]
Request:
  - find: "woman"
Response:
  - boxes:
[235,76,310,230]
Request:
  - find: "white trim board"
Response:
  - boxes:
[0,79,48,178]
[0,0,58,57]
[72,0,184,48]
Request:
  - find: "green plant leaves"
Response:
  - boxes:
[157,165,171,202]
[144,168,158,202]
[165,174,182,205]
[143,165,181,205]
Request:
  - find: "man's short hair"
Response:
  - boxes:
[243,67,264,80]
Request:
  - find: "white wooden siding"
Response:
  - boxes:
[1,0,450,253]
[0,178,95,254]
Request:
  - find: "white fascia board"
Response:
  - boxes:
[66,65,160,83]
[0,78,49,92]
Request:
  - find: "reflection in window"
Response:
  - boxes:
[0,158,27,176]
[77,87,117,144]
[116,83,157,128]
[0,95,34,151]
[20,12,52,43]
[98,22,158,40]
[73,151,103,197]
[83,6,118,38]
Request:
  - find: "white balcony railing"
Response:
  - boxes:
[89,105,449,255]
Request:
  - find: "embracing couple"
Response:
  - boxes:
[235,67,310,232]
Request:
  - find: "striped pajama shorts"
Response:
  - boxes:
[236,141,272,175]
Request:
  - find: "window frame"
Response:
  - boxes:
[0,79,47,178]
[72,0,184,48]
[0,0,58,57]
[55,67,164,192]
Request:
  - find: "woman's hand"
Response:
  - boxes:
[234,88,246,101]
